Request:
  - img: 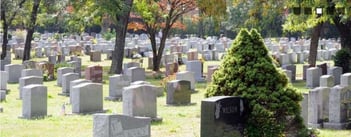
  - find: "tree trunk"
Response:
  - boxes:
[334,21,351,52]
[1,22,8,60]
[149,32,160,72]
[109,0,133,74]
[1,2,8,60]
[308,23,323,67]
[198,10,204,38]
[23,0,41,62]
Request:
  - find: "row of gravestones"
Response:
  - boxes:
[0,65,195,114]
[16,77,193,119]
[270,47,338,66]
[302,71,351,129]
[280,63,340,84]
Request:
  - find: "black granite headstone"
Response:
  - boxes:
[201,96,249,137]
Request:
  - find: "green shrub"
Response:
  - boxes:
[333,48,351,73]
[205,29,308,137]
[102,30,116,41]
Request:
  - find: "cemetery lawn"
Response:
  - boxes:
[1,56,351,137]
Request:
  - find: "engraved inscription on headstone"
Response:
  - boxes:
[201,96,249,137]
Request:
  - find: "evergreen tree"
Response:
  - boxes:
[205,29,308,136]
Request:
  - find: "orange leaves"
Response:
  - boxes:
[127,22,146,31]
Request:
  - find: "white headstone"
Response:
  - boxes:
[324,85,349,129]
[327,66,343,85]
[61,73,79,96]
[19,76,43,99]
[186,60,204,82]
[5,64,24,83]
[123,85,158,119]
[21,69,43,77]
[71,83,103,114]
[21,84,47,119]
[320,75,334,87]
[107,74,130,100]
[69,79,91,104]
[175,71,196,90]
[126,67,145,82]
[306,67,322,88]
[166,80,191,105]
[57,67,74,87]
[0,71,8,90]
[340,73,351,88]
[93,114,151,137]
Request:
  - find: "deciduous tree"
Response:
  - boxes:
[0,0,26,59]
[134,0,196,72]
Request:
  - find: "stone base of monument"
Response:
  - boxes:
[104,96,122,101]
[196,78,206,83]
[307,123,322,128]
[58,92,70,97]
[18,115,52,120]
[0,89,10,94]
[324,122,351,129]
[151,116,163,122]
[166,102,197,106]
[71,109,108,115]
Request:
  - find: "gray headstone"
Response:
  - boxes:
[0,71,8,90]
[123,62,140,74]
[279,53,290,66]
[130,81,150,85]
[186,60,204,82]
[283,69,292,82]
[130,81,163,97]
[166,80,191,105]
[21,69,43,77]
[5,64,24,83]
[107,75,130,100]
[282,64,296,82]
[175,71,196,91]
[21,84,47,119]
[71,83,103,114]
[0,51,11,71]
[123,85,157,118]
[126,67,145,82]
[327,66,343,85]
[201,96,249,137]
[93,114,151,137]
[320,75,334,87]
[69,79,91,104]
[340,73,351,88]
[306,67,322,88]
[48,55,56,64]
[70,57,82,77]
[90,50,101,62]
[61,73,79,96]
[57,67,74,87]
[324,85,349,129]
[19,76,43,99]
[308,87,330,128]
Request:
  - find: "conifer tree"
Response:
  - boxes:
[206,29,307,136]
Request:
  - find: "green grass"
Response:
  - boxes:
[1,54,350,137]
